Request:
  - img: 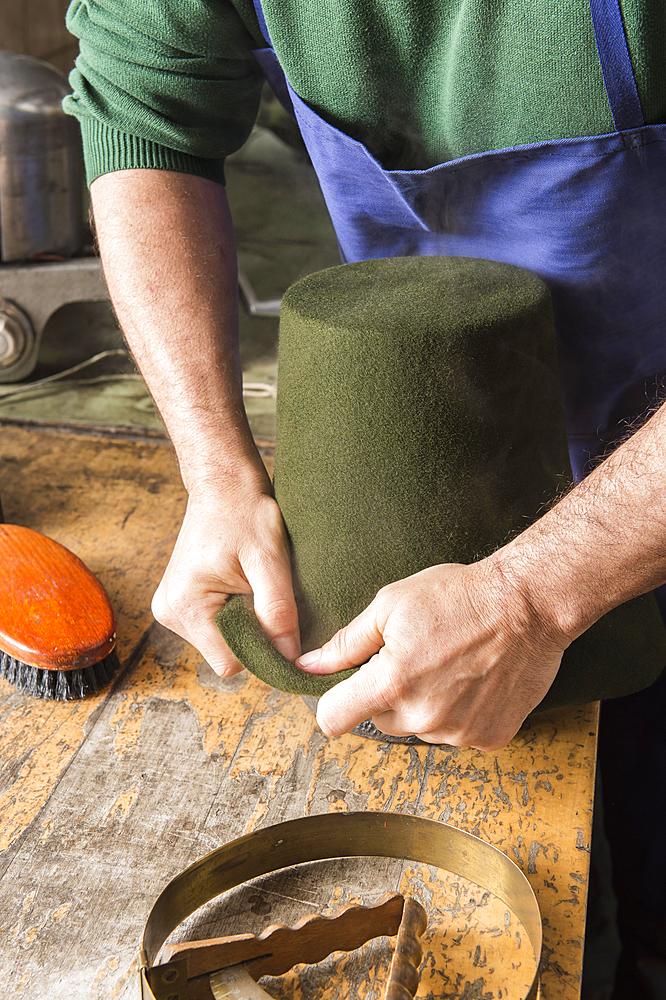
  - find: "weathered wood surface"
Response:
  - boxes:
[0,424,597,1000]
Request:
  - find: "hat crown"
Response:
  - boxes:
[276,256,567,651]
[219,257,666,710]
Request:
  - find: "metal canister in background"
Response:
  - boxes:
[0,50,85,262]
[0,51,277,382]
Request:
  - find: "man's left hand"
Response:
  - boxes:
[296,560,569,749]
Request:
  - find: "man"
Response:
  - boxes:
[64,2,665,996]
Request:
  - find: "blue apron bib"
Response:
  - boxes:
[251,0,665,618]
[251,0,665,479]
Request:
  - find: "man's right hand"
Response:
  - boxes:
[152,480,300,677]
[90,170,299,679]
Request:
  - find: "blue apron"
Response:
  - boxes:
[251,0,665,483]
[248,6,666,973]
[251,0,665,623]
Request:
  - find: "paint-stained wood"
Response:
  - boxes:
[0,423,597,1000]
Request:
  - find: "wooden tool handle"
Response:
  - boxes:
[164,893,406,980]
[0,524,115,669]
[384,897,427,1000]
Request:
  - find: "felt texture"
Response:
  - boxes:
[217,599,354,696]
[219,256,666,709]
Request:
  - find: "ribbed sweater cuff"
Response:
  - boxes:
[80,118,226,187]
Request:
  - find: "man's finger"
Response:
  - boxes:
[194,618,246,677]
[316,653,394,736]
[156,610,244,677]
[152,587,244,676]
[246,554,301,661]
[368,709,417,738]
[297,600,385,674]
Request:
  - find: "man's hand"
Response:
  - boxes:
[298,399,666,749]
[90,170,300,677]
[297,560,568,749]
[152,479,300,676]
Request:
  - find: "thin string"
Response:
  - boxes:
[0,350,275,403]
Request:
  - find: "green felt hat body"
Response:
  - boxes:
[219,256,665,711]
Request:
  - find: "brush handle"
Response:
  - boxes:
[0,523,115,669]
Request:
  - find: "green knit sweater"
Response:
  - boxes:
[64,1,666,185]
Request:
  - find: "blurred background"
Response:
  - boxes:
[0,0,338,445]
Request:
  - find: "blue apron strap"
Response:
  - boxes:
[249,0,294,113]
[589,0,645,131]
[251,0,272,47]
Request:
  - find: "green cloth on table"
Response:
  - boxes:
[218,256,666,710]
[63,0,666,184]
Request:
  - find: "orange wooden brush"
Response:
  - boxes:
[0,523,119,700]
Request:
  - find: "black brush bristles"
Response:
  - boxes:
[0,649,121,700]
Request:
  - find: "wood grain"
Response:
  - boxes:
[0,424,597,1000]
[0,524,115,669]
[165,894,406,980]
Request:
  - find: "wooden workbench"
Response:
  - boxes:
[0,423,597,1000]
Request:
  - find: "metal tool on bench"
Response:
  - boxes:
[162,892,426,999]
[140,812,542,1000]
[0,50,281,385]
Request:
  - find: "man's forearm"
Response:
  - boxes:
[497,403,666,641]
[91,169,262,493]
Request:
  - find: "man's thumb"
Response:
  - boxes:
[297,602,384,674]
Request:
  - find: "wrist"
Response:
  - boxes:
[180,445,271,500]
[486,543,592,647]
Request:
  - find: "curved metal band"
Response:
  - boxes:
[140,811,541,999]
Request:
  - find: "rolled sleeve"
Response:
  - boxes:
[63,0,263,185]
